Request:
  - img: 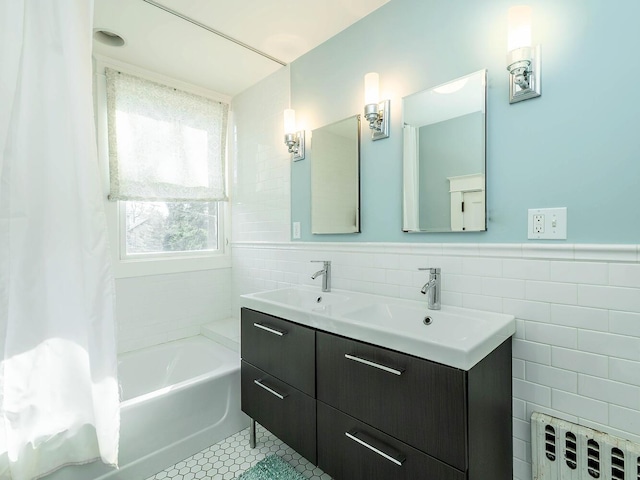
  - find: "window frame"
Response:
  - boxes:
[94,55,231,278]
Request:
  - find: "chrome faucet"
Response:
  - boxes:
[311,261,331,292]
[419,267,441,310]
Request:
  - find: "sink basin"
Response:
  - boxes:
[341,302,515,370]
[249,287,351,310]
[240,286,515,370]
[240,286,356,326]
[343,303,430,326]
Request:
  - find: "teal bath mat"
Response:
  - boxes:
[237,454,306,480]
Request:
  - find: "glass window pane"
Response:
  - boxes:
[125,201,218,255]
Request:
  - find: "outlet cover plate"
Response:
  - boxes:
[292,222,301,239]
[528,208,567,240]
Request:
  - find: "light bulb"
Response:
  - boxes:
[507,5,532,52]
[283,109,296,135]
[364,72,379,105]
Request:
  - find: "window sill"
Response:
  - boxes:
[112,252,231,278]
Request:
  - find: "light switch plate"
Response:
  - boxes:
[528,208,567,240]
[292,222,301,239]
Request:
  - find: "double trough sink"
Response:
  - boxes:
[240,286,515,371]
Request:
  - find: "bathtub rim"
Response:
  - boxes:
[119,334,240,407]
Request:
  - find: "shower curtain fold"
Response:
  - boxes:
[0,1,120,479]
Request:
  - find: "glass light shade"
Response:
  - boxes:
[364,72,379,105]
[283,109,296,134]
[507,5,532,52]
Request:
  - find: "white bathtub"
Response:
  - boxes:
[45,336,248,480]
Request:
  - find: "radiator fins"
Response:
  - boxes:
[532,412,640,480]
[587,439,600,478]
[565,431,578,469]
[545,425,556,461]
[611,447,625,479]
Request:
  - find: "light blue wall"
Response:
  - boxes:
[290,0,640,244]
[418,112,484,231]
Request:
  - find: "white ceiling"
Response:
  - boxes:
[93,0,389,97]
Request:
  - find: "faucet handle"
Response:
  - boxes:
[311,260,331,265]
[418,267,441,274]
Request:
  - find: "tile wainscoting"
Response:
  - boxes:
[116,268,232,354]
[231,241,640,480]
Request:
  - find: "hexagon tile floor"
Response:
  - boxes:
[145,424,332,480]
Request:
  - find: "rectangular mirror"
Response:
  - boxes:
[311,114,361,234]
[402,70,487,232]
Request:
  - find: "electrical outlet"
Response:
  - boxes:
[292,222,301,239]
[528,208,567,240]
[533,214,545,234]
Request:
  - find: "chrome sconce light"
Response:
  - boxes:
[363,72,390,140]
[506,5,541,103]
[283,109,305,161]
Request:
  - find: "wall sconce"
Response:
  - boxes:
[283,108,305,161]
[363,72,390,140]
[506,5,541,103]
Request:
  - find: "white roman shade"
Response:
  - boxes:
[105,68,229,202]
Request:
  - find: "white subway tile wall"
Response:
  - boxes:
[116,268,231,353]
[230,66,291,244]
[231,242,640,480]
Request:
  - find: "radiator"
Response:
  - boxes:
[532,412,640,480]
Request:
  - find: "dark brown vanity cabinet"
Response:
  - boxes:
[316,331,512,480]
[316,332,467,471]
[241,308,315,396]
[240,308,317,463]
[317,402,464,480]
[240,307,512,480]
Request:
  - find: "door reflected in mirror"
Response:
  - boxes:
[402,70,487,232]
[311,114,361,234]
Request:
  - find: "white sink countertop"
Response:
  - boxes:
[240,286,515,371]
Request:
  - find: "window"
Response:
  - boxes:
[124,201,218,256]
[98,61,231,275]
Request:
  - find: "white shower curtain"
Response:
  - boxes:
[0,1,120,479]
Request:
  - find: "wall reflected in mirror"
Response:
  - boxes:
[403,70,487,232]
[311,114,361,234]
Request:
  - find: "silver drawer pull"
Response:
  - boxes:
[344,354,404,376]
[253,379,288,400]
[253,322,287,336]
[345,431,406,466]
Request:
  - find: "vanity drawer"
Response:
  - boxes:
[241,361,317,464]
[316,331,467,470]
[317,401,464,480]
[241,308,315,396]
